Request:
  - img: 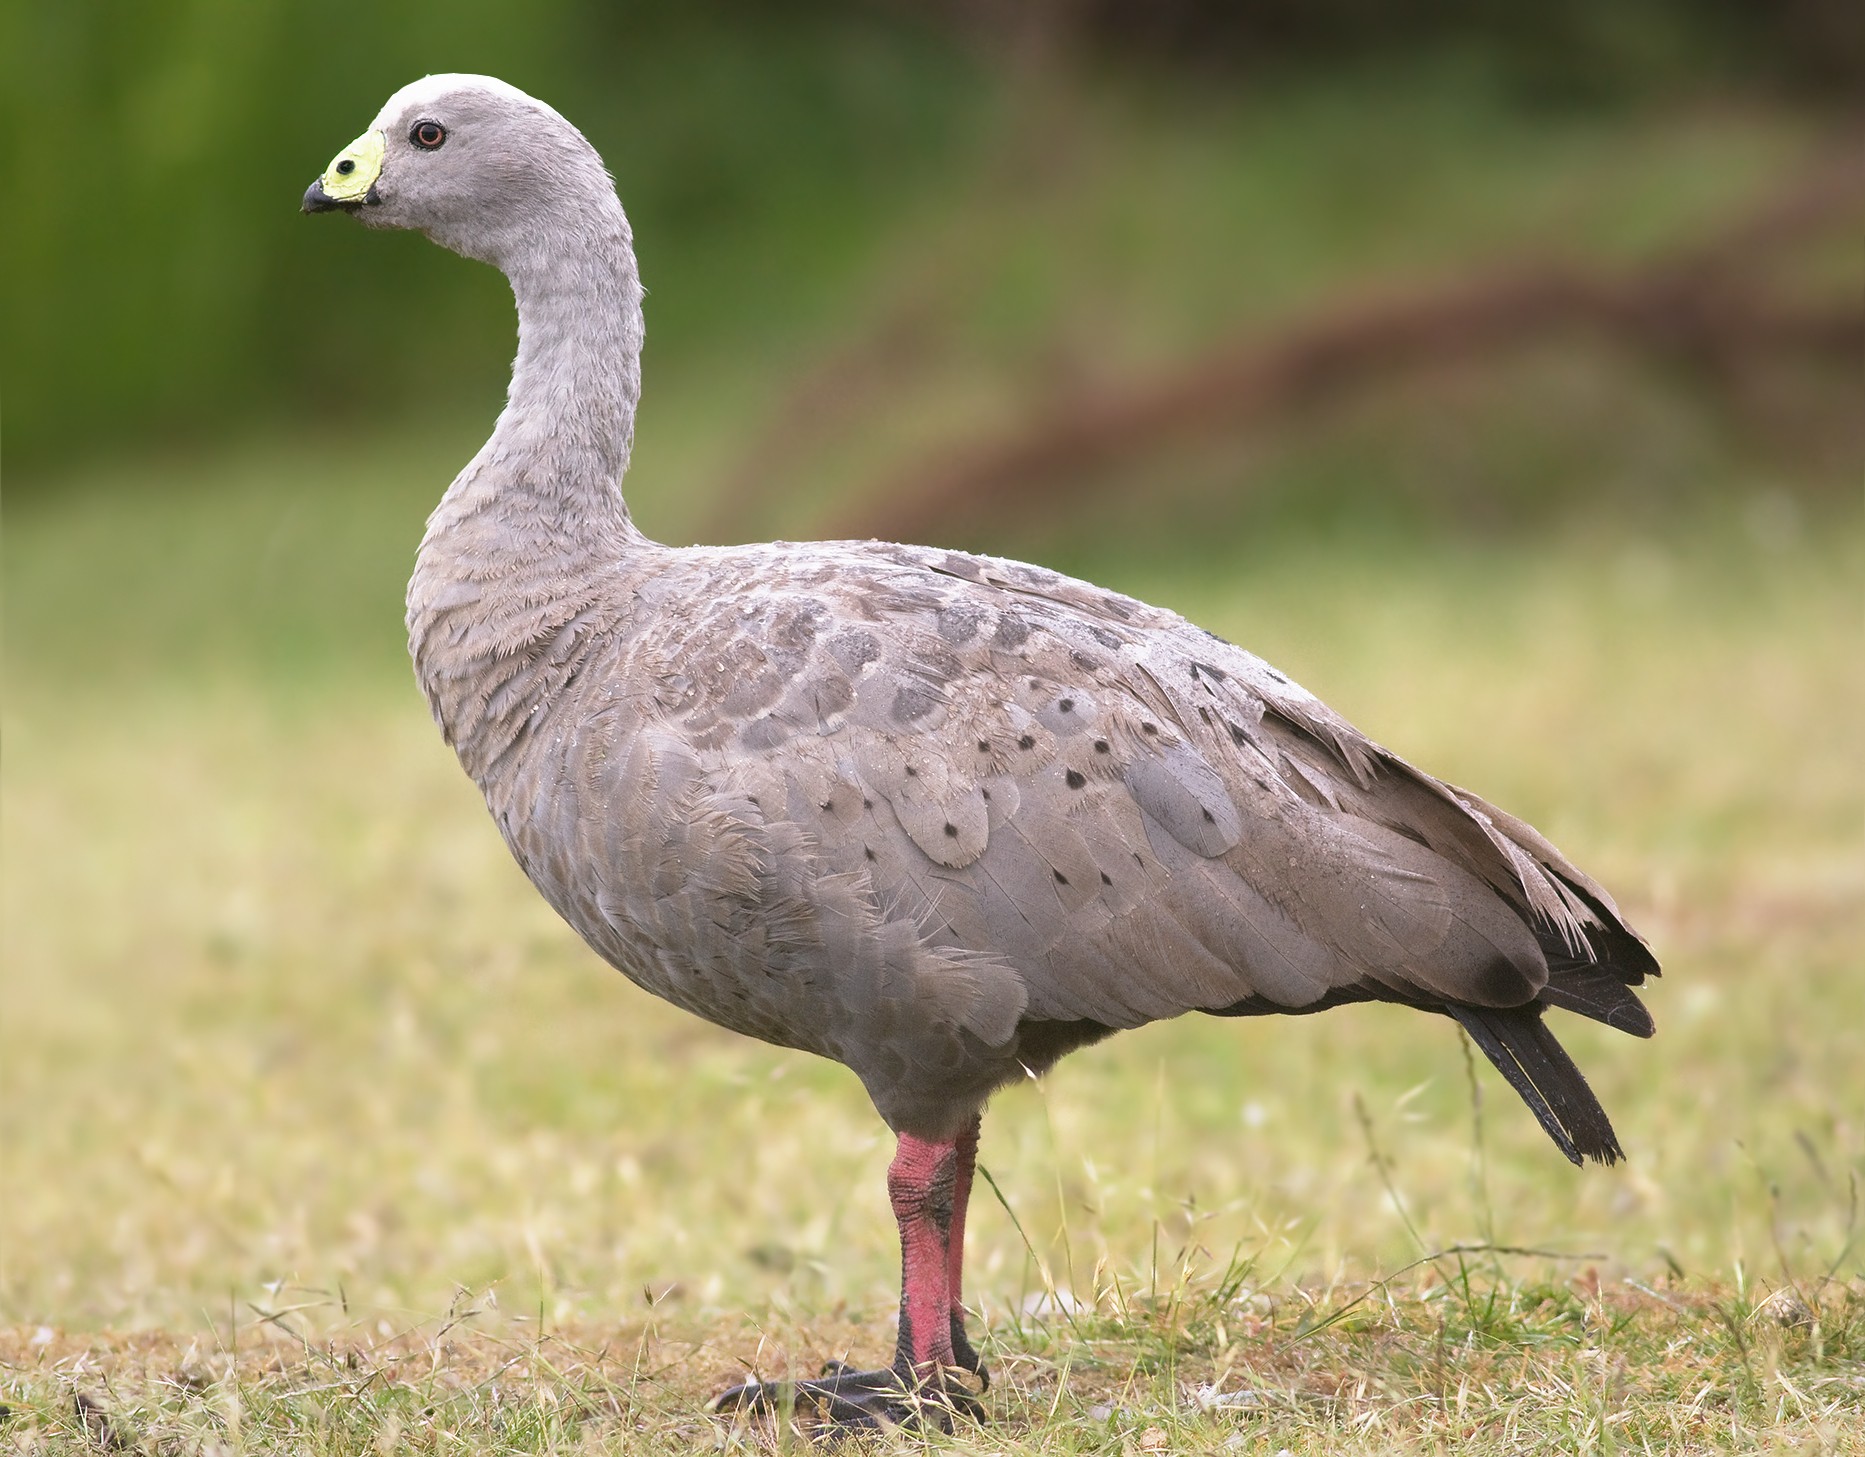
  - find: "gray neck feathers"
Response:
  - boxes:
[499,206,645,536]
[408,157,651,784]
[429,172,649,556]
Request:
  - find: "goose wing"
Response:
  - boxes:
[619,540,1653,1037]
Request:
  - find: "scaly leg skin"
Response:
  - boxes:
[711,1116,989,1432]
[945,1114,988,1387]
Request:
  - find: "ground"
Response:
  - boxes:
[4,434,1860,1450]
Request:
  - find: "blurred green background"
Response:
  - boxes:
[4,0,1862,1342]
[6,0,1862,490]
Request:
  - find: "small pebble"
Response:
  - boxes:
[1754,1287,1814,1328]
[1190,1382,1262,1412]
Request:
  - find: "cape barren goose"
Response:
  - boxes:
[305,75,1658,1429]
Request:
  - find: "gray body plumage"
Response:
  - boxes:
[335,74,1653,1159]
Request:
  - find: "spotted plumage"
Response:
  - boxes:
[308,75,1658,1430]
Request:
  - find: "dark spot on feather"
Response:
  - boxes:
[770,604,822,651]
[1028,677,1042,690]
[1100,871,1112,885]
[1228,721,1249,746]
[864,847,877,861]
[944,823,959,837]
[981,788,991,800]
[1193,660,1228,682]
[1065,769,1086,789]
[721,667,783,717]
[813,675,854,717]
[820,800,833,812]
[1018,735,1035,750]
[1266,667,1288,684]
[1093,739,1110,753]
[863,798,874,810]
[893,685,938,723]
[1054,871,1069,885]
[977,739,990,752]
[826,628,881,673]
[1199,706,1212,724]
[747,796,759,807]
[937,600,986,644]
[1201,808,1216,823]
[1141,722,1158,735]
[1070,650,1100,672]
[1058,698,1074,713]
[992,613,1031,649]
[1089,626,1121,649]
[741,714,791,750]
[904,765,918,777]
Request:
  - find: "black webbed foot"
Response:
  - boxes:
[711,1361,985,1434]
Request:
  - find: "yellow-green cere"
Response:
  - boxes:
[320,129,385,203]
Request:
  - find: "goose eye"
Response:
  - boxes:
[410,121,446,150]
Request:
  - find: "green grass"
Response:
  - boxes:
[4,430,1861,1449]
[2,1275,1860,1452]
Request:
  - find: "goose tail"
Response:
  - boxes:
[1447,1004,1625,1166]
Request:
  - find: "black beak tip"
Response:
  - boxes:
[303,180,381,215]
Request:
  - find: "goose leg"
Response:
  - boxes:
[946,1113,989,1385]
[711,1119,987,1431]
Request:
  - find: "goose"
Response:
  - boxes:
[304,75,1658,1430]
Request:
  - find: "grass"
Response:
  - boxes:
[5,431,1861,1449]
[5,77,1863,1453]
[2,1271,1860,1452]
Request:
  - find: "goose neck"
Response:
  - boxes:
[449,204,649,552]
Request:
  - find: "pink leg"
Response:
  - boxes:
[713,1121,987,1430]
[946,1115,985,1378]
[947,1115,978,1307]
[886,1115,987,1383]
[887,1130,961,1374]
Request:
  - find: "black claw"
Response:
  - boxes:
[950,1318,991,1389]
[711,1364,985,1433]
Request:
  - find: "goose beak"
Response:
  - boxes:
[303,128,385,214]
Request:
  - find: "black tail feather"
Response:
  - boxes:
[1448,1005,1625,1166]
[1537,962,1656,1037]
